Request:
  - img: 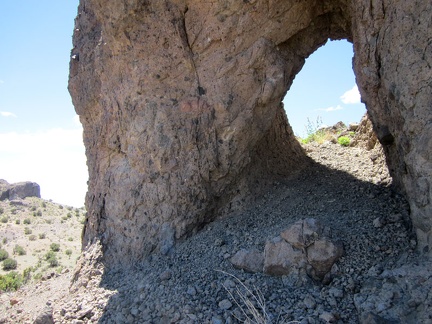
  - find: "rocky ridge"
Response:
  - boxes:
[0,180,40,201]
[2,124,431,323]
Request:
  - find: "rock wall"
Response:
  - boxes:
[351,0,432,254]
[69,0,432,265]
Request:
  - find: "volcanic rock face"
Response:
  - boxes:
[0,180,41,201]
[69,0,432,265]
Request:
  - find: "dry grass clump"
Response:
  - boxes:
[218,270,299,324]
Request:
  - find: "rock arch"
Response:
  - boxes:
[69,0,432,265]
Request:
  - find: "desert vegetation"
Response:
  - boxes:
[0,197,84,291]
[299,117,355,147]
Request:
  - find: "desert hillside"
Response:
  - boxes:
[0,196,84,289]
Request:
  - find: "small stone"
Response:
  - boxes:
[373,217,383,228]
[319,311,337,323]
[212,315,224,324]
[218,299,232,310]
[329,287,344,298]
[187,286,197,296]
[9,298,19,306]
[159,270,172,281]
[303,295,316,309]
[214,238,225,246]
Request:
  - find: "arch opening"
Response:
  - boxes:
[283,40,366,138]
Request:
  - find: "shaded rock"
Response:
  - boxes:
[263,238,306,276]
[159,223,175,256]
[348,123,359,132]
[33,306,53,324]
[218,299,232,310]
[230,249,264,273]
[0,180,10,200]
[306,239,344,280]
[354,261,432,323]
[0,180,40,201]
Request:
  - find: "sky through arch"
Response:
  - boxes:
[283,40,366,138]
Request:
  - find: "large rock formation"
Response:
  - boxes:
[69,0,432,265]
[0,179,41,201]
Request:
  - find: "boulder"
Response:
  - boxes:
[9,182,40,200]
[0,179,10,200]
[230,249,264,273]
[263,237,306,276]
[0,180,40,201]
[281,218,326,249]
[33,306,54,324]
[306,239,344,280]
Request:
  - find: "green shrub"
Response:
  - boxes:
[50,243,60,252]
[338,136,351,147]
[36,210,42,217]
[10,208,17,215]
[0,207,4,214]
[1,216,8,223]
[23,218,31,225]
[0,249,9,261]
[22,267,33,283]
[68,237,73,242]
[2,238,6,244]
[24,227,32,235]
[30,206,37,211]
[41,202,46,208]
[65,249,72,257]
[58,205,64,209]
[13,245,26,256]
[0,271,22,291]
[45,251,59,267]
[29,235,37,241]
[15,219,20,224]
[45,250,55,260]
[2,258,17,270]
[38,233,46,239]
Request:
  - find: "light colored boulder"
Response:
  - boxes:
[263,238,306,276]
[230,249,264,273]
[281,218,325,249]
[307,239,344,280]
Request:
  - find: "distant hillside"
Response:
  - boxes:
[0,196,84,288]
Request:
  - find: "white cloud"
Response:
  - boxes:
[316,105,344,112]
[1,111,17,118]
[0,80,4,84]
[0,127,88,207]
[73,114,81,126]
[340,85,361,104]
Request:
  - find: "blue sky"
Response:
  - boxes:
[0,2,365,207]
[283,40,366,137]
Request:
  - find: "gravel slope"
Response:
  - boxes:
[1,140,420,323]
